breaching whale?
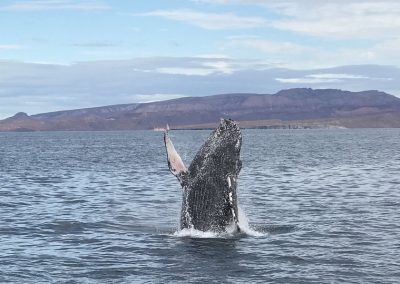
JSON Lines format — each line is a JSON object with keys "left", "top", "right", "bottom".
{"left": 164, "top": 119, "right": 242, "bottom": 232}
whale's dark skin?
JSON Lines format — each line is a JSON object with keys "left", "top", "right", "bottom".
{"left": 164, "top": 119, "right": 242, "bottom": 232}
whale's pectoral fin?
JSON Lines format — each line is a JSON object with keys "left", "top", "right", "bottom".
{"left": 164, "top": 127, "right": 188, "bottom": 185}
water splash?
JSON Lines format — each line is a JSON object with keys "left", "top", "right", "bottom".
{"left": 173, "top": 205, "right": 266, "bottom": 238}
{"left": 173, "top": 227, "right": 221, "bottom": 238}
{"left": 237, "top": 205, "right": 265, "bottom": 237}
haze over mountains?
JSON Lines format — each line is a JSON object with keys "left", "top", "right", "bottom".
{"left": 1, "top": 88, "right": 400, "bottom": 131}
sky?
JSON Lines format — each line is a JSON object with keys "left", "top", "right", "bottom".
{"left": 1, "top": 0, "right": 400, "bottom": 118}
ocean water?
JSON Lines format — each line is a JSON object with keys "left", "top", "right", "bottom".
{"left": 0, "top": 129, "right": 399, "bottom": 283}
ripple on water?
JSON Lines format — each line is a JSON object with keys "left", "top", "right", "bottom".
{"left": 0, "top": 129, "right": 399, "bottom": 283}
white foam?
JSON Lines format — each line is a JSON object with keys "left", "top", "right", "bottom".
{"left": 172, "top": 206, "right": 265, "bottom": 238}
{"left": 173, "top": 227, "right": 220, "bottom": 238}
{"left": 173, "top": 224, "right": 243, "bottom": 238}
{"left": 237, "top": 205, "right": 266, "bottom": 237}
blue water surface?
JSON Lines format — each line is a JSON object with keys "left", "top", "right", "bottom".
{"left": 0, "top": 129, "right": 399, "bottom": 283}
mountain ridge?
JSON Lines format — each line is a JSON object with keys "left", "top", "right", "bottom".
{"left": 1, "top": 88, "right": 400, "bottom": 131}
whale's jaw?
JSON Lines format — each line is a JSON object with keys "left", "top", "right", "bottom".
{"left": 164, "top": 119, "right": 242, "bottom": 232}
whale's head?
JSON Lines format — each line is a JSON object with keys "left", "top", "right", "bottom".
{"left": 188, "top": 119, "right": 242, "bottom": 184}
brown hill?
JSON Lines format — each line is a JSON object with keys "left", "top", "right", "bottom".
{"left": 1, "top": 88, "right": 400, "bottom": 131}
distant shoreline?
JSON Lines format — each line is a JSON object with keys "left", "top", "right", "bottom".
{"left": 1, "top": 88, "right": 400, "bottom": 131}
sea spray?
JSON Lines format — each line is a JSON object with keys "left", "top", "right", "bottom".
{"left": 173, "top": 205, "right": 265, "bottom": 238}
{"left": 173, "top": 227, "right": 220, "bottom": 238}
{"left": 237, "top": 205, "right": 265, "bottom": 237}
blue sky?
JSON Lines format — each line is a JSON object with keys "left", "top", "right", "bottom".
{"left": 1, "top": 0, "right": 400, "bottom": 118}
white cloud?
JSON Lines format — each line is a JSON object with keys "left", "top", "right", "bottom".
{"left": 194, "top": 0, "right": 400, "bottom": 39}
{"left": 1, "top": 0, "right": 110, "bottom": 11}
{"left": 194, "top": 54, "right": 231, "bottom": 59}
{"left": 139, "top": 9, "right": 266, "bottom": 29}
{"left": 228, "top": 37, "right": 308, "bottom": 54}
{"left": 276, "top": 72, "right": 393, "bottom": 84}
{"left": 307, "top": 73, "right": 369, "bottom": 79}
{"left": 275, "top": 78, "right": 341, "bottom": 84}
{"left": 156, "top": 67, "right": 216, "bottom": 76}
{"left": 153, "top": 57, "right": 236, "bottom": 75}
{"left": 272, "top": 2, "right": 400, "bottom": 39}
{"left": 0, "top": 44, "right": 23, "bottom": 50}
{"left": 201, "top": 60, "right": 234, "bottom": 74}
{"left": 192, "top": 1, "right": 400, "bottom": 67}
{"left": 308, "top": 42, "right": 400, "bottom": 68}
{"left": 281, "top": 1, "right": 400, "bottom": 40}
